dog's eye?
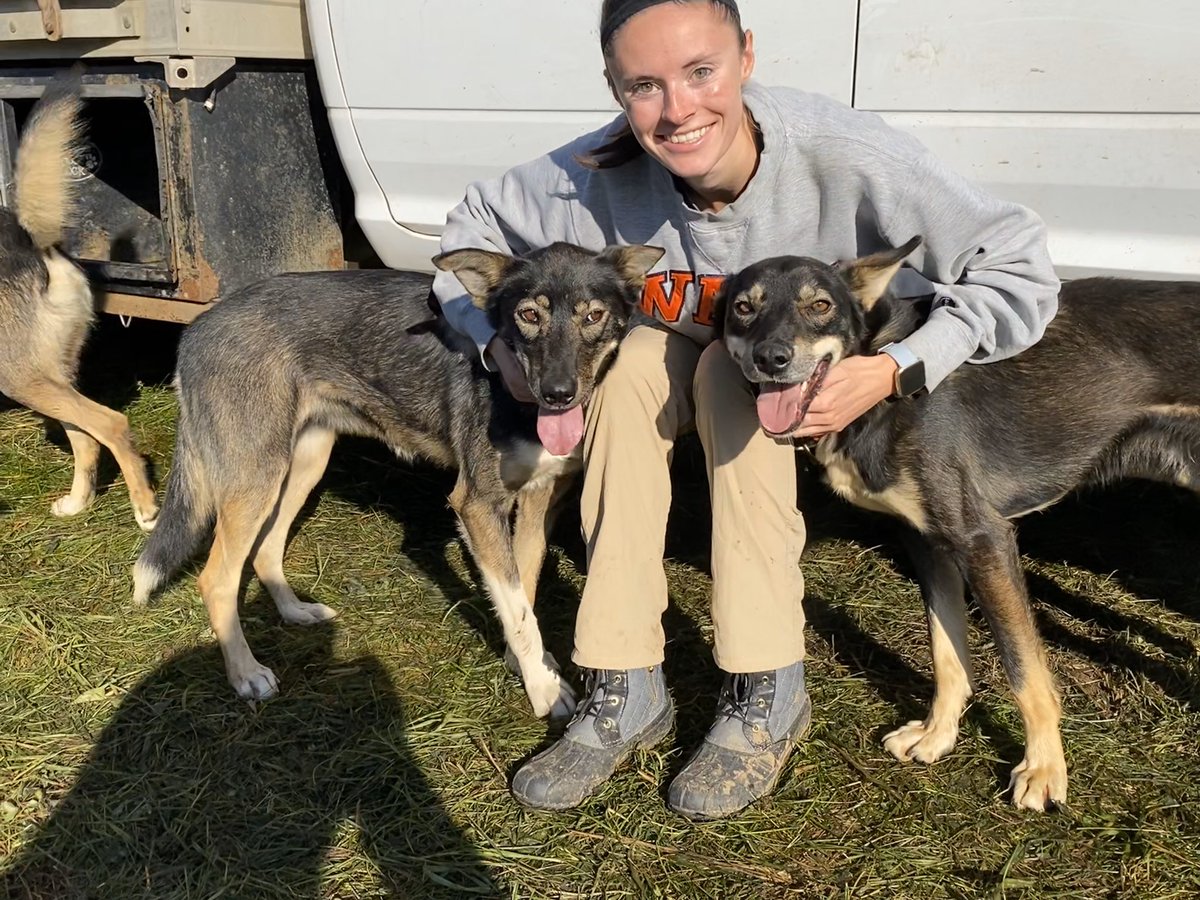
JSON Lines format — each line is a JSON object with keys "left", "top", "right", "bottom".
{"left": 517, "top": 308, "right": 540, "bottom": 325}
{"left": 811, "top": 299, "right": 831, "bottom": 314}
{"left": 733, "top": 300, "right": 754, "bottom": 316}
{"left": 583, "top": 309, "right": 605, "bottom": 325}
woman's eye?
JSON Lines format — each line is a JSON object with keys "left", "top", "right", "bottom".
{"left": 692, "top": 66, "right": 714, "bottom": 81}
{"left": 584, "top": 309, "right": 605, "bottom": 325}
{"left": 733, "top": 300, "right": 754, "bottom": 316}
{"left": 518, "top": 309, "right": 540, "bottom": 324}
{"left": 629, "top": 81, "right": 657, "bottom": 96}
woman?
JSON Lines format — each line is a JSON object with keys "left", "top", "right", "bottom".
{"left": 432, "top": 0, "right": 1060, "bottom": 820}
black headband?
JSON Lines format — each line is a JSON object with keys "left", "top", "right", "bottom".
{"left": 600, "top": 0, "right": 740, "bottom": 50}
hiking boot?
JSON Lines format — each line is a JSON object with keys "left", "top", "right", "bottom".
{"left": 511, "top": 664, "right": 674, "bottom": 810}
{"left": 667, "top": 660, "right": 810, "bottom": 821}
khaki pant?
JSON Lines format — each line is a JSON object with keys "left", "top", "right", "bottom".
{"left": 573, "top": 325, "right": 807, "bottom": 673}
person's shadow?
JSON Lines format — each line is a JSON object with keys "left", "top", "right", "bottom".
{"left": 0, "top": 626, "right": 500, "bottom": 899}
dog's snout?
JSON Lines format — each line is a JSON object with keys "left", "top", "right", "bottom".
{"left": 540, "top": 382, "right": 577, "bottom": 407}
{"left": 753, "top": 341, "right": 794, "bottom": 376}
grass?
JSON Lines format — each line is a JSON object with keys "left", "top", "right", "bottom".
{"left": 0, "top": 316, "right": 1198, "bottom": 899}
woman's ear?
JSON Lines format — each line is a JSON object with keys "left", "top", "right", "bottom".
{"left": 741, "top": 29, "right": 756, "bottom": 81}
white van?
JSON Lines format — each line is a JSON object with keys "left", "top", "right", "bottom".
{"left": 307, "top": 0, "right": 1200, "bottom": 281}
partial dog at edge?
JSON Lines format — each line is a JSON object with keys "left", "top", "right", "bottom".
{"left": 716, "top": 238, "right": 1200, "bottom": 811}
{"left": 131, "top": 241, "right": 663, "bottom": 716}
{"left": 0, "top": 83, "right": 158, "bottom": 530}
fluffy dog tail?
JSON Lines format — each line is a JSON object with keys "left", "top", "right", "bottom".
{"left": 14, "top": 78, "right": 85, "bottom": 250}
{"left": 131, "top": 427, "right": 214, "bottom": 606}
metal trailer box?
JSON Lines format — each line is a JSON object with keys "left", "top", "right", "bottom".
{"left": 0, "top": 1, "right": 348, "bottom": 322}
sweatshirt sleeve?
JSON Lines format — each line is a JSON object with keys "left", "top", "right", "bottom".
{"left": 433, "top": 148, "right": 582, "bottom": 365}
{"left": 883, "top": 150, "right": 1061, "bottom": 391}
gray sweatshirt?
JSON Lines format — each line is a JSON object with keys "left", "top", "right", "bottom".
{"left": 433, "top": 81, "right": 1060, "bottom": 390}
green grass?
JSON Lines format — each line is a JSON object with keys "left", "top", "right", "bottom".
{"left": 1, "top": 317, "right": 1198, "bottom": 898}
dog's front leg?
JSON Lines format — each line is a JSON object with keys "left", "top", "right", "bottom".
{"left": 512, "top": 474, "right": 576, "bottom": 605}
{"left": 884, "top": 530, "right": 975, "bottom": 765}
{"left": 955, "top": 517, "right": 1067, "bottom": 811}
{"left": 451, "top": 477, "right": 575, "bottom": 719}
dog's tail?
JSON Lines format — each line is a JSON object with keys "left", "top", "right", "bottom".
{"left": 14, "top": 78, "right": 85, "bottom": 250}
{"left": 131, "top": 426, "right": 215, "bottom": 607}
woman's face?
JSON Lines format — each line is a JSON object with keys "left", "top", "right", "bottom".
{"left": 605, "top": 2, "right": 756, "bottom": 199}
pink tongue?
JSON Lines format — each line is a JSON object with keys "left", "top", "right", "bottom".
{"left": 756, "top": 382, "right": 807, "bottom": 435}
{"left": 537, "top": 405, "right": 585, "bottom": 456}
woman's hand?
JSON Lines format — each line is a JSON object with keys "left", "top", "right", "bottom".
{"left": 486, "top": 336, "right": 537, "bottom": 403}
{"left": 790, "top": 353, "right": 898, "bottom": 439}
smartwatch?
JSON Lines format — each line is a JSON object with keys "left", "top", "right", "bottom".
{"left": 877, "top": 342, "right": 927, "bottom": 398}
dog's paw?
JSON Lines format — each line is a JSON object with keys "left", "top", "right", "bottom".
{"left": 230, "top": 663, "right": 279, "bottom": 701}
{"left": 526, "top": 667, "right": 577, "bottom": 720}
{"left": 505, "top": 647, "right": 575, "bottom": 718}
{"left": 1008, "top": 756, "right": 1068, "bottom": 811}
{"left": 883, "top": 718, "right": 959, "bottom": 764}
{"left": 134, "top": 505, "right": 159, "bottom": 533}
{"left": 278, "top": 600, "right": 338, "bottom": 626}
{"left": 51, "top": 494, "right": 92, "bottom": 518}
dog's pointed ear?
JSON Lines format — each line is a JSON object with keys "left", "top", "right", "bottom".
{"left": 599, "top": 244, "right": 665, "bottom": 293}
{"left": 836, "top": 236, "right": 923, "bottom": 310}
{"left": 432, "top": 249, "right": 517, "bottom": 309}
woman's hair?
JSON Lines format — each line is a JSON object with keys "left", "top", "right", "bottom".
{"left": 577, "top": 0, "right": 746, "bottom": 171}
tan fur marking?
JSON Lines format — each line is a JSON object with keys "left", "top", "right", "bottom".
{"left": 1146, "top": 403, "right": 1200, "bottom": 417}
{"left": 884, "top": 606, "right": 973, "bottom": 763}
{"left": 802, "top": 335, "right": 846, "bottom": 368}
{"left": 1010, "top": 676, "right": 1068, "bottom": 809}
{"left": 816, "top": 441, "right": 928, "bottom": 530}
{"left": 970, "top": 557, "right": 1066, "bottom": 809}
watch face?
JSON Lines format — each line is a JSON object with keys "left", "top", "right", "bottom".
{"left": 898, "top": 360, "right": 927, "bottom": 397}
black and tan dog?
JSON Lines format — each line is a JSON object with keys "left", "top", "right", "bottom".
{"left": 0, "top": 83, "right": 158, "bottom": 530}
{"left": 716, "top": 238, "right": 1200, "bottom": 811}
{"left": 132, "top": 242, "right": 662, "bottom": 715}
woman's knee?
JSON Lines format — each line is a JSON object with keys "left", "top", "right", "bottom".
{"left": 589, "top": 327, "right": 697, "bottom": 427}
{"left": 693, "top": 340, "right": 753, "bottom": 418}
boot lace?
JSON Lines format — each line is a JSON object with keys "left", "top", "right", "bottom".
{"left": 715, "top": 673, "right": 757, "bottom": 729}
{"left": 569, "top": 668, "right": 613, "bottom": 728}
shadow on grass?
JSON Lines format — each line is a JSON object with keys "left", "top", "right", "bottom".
{"left": 311, "top": 432, "right": 727, "bottom": 719}
{"left": 0, "top": 627, "right": 500, "bottom": 900}
{"left": 315, "top": 437, "right": 590, "bottom": 673}
{"left": 1018, "top": 481, "right": 1200, "bottom": 623}
{"left": 1028, "top": 572, "right": 1200, "bottom": 710}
